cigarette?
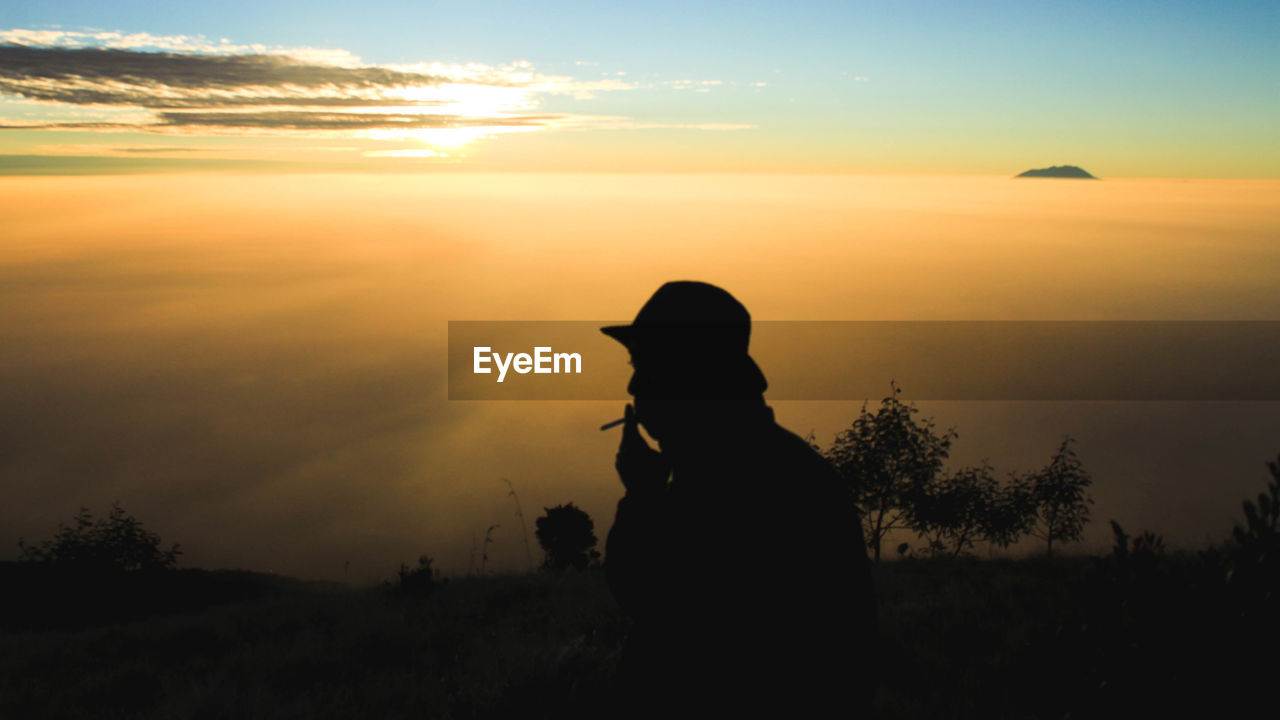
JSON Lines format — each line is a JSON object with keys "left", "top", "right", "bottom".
{"left": 600, "top": 417, "right": 626, "bottom": 431}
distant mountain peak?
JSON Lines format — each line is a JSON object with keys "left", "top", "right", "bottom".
{"left": 1016, "top": 165, "right": 1097, "bottom": 179}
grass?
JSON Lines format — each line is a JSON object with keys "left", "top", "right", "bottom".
{"left": 0, "top": 554, "right": 1266, "bottom": 719}
{"left": 0, "top": 571, "right": 622, "bottom": 720}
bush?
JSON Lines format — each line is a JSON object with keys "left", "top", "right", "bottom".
{"left": 18, "top": 503, "right": 181, "bottom": 572}
{"left": 395, "top": 555, "right": 439, "bottom": 596}
{"left": 535, "top": 504, "right": 600, "bottom": 571}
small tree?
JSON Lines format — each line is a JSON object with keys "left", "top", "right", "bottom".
{"left": 1019, "top": 437, "right": 1094, "bottom": 557}
{"left": 825, "top": 382, "right": 956, "bottom": 561}
{"left": 18, "top": 503, "right": 181, "bottom": 572}
{"left": 909, "top": 463, "right": 998, "bottom": 558}
{"left": 982, "top": 476, "right": 1037, "bottom": 551}
{"left": 1226, "top": 453, "right": 1280, "bottom": 610}
{"left": 535, "top": 503, "right": 599, "bottom": 571}
{"left": 1232, "top": 453, "right": 1280, "bottom": 551}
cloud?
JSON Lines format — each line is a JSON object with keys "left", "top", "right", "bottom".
{"left": 0, "top": 28, "right": 748, "bottom": 151}
{"left": 0, "top": 45, "right": 453, "bottom": 107}
{"left": 548, "top": 114, "right": 754, "bottom": 132}
{"left": 32, "top": 144, "right": 210, "bottom": 154}
{"left": 664, "top": 79, "right": 724, "bottom": 93}
{"left": 0, "top": 28, "right": 362, "bottom": 63}
{"left": 115, "top": 146, "right": 205, "bottom": 153}
{"left": 154, "top": 111, "right": 553, "bottom": 131}
{"left": 363, "top": 148, "right": 446, "bottom": 158}
{"left": 0, "top": 40, "right": 594, "bottom": 140}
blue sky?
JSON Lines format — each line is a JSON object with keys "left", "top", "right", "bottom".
{"left": 1, "top": 0, "right": 1276, "bottom": 175}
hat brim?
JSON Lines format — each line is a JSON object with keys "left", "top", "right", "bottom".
{"left": 601, "top": 324, "right": 636, "bottom": 348}
{"left": 603, "top": 325, "right": 768, "bottom": 394}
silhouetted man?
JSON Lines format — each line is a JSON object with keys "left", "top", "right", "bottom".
{"left": 603, "top": 281, "right": 877, "bottom": 718}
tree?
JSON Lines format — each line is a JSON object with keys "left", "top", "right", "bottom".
{"left": 18, "top": 503, "right": 181, "bottom": 572}
{"left": 1232, "top": 453, "right": 1280, "bottom": 551}
{"left": 534, "top": 503, "right": 600, "bottom": 571}
{"left": 1019, "top": 437, "right": 1094, "bottom": 557}
{"left": 982, "top": 475, "right": 1037, "bottom": 550}
{"left": 1226, "top": 453, "right": 1280, "bottom": 610}
{"left": 824, "top": 382, "right": 956, "bottom": 561}
{"left": 909, "top": 462, "right": 999, "bottom": 558}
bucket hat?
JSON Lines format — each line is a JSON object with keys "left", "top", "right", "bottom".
{"left": 602, "top": 281, "right": 767, "bottom": 393}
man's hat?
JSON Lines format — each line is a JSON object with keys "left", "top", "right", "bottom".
{"left": 602, "top": 281, "right": 767, "bottom": 392}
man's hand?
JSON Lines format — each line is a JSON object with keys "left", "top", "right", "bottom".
{"left": 615, "top": 404, "right": 669, "bottom": 495}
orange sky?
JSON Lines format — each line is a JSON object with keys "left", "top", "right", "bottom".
{"left": 3, "top": 173, "right": 1279, "bottom": 579}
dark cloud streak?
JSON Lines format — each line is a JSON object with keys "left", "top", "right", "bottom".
{"left": 0, "top": 44, "right": 550, "bottom": 136}
{"left": 115, "top": 147, "right": 206, "bottom": 153}
{"left": 0, "top": 82, "right": 450, "bottom": 108}
{"left": 154, "top": 111, "right": 555, "bottom": 131}
{"left": 0, "top": 45, "right": 449, "bottom": 94}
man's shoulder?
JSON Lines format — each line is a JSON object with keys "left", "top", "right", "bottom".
{"left": 760, "top": 421, "right": 822, "bottom": 458}
{"left": 759, "top": 422, "right": 842, "bottom": 482}
{"left": 752, "top": 423, "right": 865, "bottom": 547}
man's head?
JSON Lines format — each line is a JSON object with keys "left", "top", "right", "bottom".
{"left": 602, "top": 281, "right": 767, "bottom": 440}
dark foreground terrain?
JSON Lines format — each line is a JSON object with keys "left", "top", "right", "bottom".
{"left": 2, "top": 549, "right": 1272, "bottom": 720}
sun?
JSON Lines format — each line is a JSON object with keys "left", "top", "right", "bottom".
{"left": 356, "top": 81, "right": 543, "bottom": 152}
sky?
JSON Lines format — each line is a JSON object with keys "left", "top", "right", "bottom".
{"left": 3, "top": 172, "right": 1278, "bottom": 580}
{"left": 1, "top": 2, "right": 1279, "bottom": 581}
{"left": 1, "top": 0, "right": 1277, "bottom": 176}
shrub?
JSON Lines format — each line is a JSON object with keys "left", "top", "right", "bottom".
{"left": 535, "top": 504, "right": 600, "bottom": 571}
{"left": 18, "top": 503, "right": 181, "bottom": 572}
{"left": 395, "top": 555, "right": 439, "bottom": 595}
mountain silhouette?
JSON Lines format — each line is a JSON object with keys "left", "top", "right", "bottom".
{"left": 1016, "top": 165, "right": 1096, "bottom": 179}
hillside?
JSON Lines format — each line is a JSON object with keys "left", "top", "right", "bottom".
{"left": 1016, "top": 165, "right": 1097, "bottom": 178}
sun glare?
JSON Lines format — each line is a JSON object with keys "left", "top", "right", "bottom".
{"left": 349, "top": 81, "right": 544, "bottom": 151}
{"left": 397, "top": 83, "right": 535, "bottom": 115}
{"left": 359, "top": 123, "right": 538, "bottom": 150}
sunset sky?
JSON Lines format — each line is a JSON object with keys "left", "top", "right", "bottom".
{"left": 2, "top": 1, "right": 1277, "bottom": 176}
{"left": 2, "top": 2, "right": 1279, "bottom": 581}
